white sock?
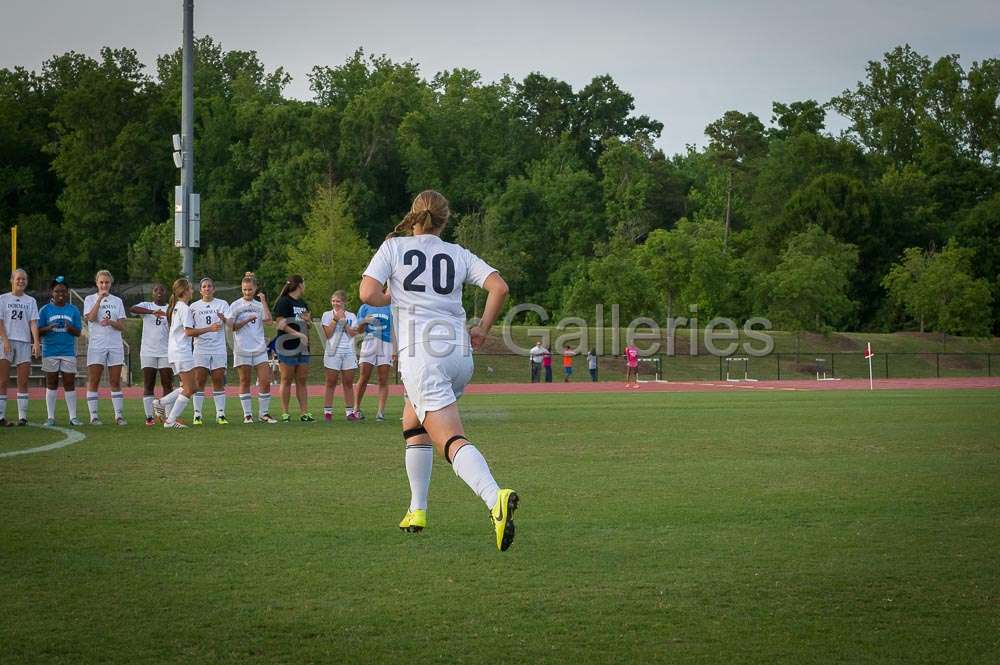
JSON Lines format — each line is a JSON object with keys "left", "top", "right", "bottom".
{"left": 17, "top": 393, "right": 28, "bottom": 420}
{"left": 193, "top": 391, "right": 204, "bottom": 415}
{"left": 213, "top": 392, "right": 226, "bottom": 416}
{"left": 142, "top": 395, "right": 154, "bottom": 418}
{"left": 46, "top": 389, "right": 58, "bottom": 420}
{"left": 451, "top": 444, "right": 500, "bottom": 509}
{"left": 87, "top": 391, "right": 100, "bottom": 420}
{"left": 161, "top": 388, "right": 181, "bottom": 410}
{"left": 166, "top": 394, "right": 190, "bottom": 424}
{"left": 345, "top": 407, "right": 354, "bottom": 417}
{"left": 405, "top": 444, "right": 434, "bottom": 511}
{"left": 259, "top": 392, "right": 271, "bottom": 417}
{"left": 239, "top": 393, "right": 252, "bottom": 417}
{"left": 65, "top": 391, "right": 78, "bottom": 420}
{"left": 111, "top": 392, "right": 124, "bottom": 418}
{"left": 0, "top": 395, "right": 6, "bottom": 420}
{"left": 324, "top": 406, "right": 333, "bottom": 415}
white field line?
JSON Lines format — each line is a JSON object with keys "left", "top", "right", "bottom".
{"left": 0, "top": 424, "right": 87, "bottom": 458}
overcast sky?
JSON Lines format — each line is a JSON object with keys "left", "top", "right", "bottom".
{"left": 2, "top": 0, "right": 998, "bottom": 155}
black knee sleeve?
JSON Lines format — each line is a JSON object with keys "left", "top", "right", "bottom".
{"left": 444, "top": 435, "right": 468, "bottom": 464}
{"left": 403, "top": 426, "right": 428, "bottom": 441}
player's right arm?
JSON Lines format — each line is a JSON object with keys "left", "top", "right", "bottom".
{"left": 360, "top": 241, "right": 393, "bottom": 306}
{"left": 85, "top": 293, "right": 105, "bottom": 322}
{"left": 184, "top": 306, "right": 220, "bottom": 337}
{"left": 0, "top": 318, "right": 8, "bottom": 355}
{"left": 469, "top": 272, "right": 508, "bottom": 351}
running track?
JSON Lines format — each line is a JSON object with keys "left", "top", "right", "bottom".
{"left": 20, "top": 376, "right": 1000, "bottom": 399}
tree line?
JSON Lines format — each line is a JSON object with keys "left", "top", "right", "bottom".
{"left": 1, "top": 40, "right": 997, "bottom": 334}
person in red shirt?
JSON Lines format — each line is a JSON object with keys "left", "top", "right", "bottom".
{"left": 624, "top": 344, "right": 639, "bottom": 388}
{"left": 542, "top": 349, "right": 553, "bottom": 383}
{"left": 562, "top": 345, "right": 575, "bottom": 382}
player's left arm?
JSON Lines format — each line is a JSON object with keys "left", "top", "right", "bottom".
{"left": 107, "top": 302, "right": 127, "bottom": 332}
{"left": 30, "top": 317, "right": 41, "bottom": 357}
{"left": 469, "top": 272, "right": 508, "bottom": 351}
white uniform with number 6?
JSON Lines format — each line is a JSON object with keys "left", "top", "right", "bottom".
{"left": 363, "top": 234, "right": 496, "bottom": 421}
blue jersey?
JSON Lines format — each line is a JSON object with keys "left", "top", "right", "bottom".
{"left": 356, "top": 304, "right": 392, "bottom": 343}
{"left": 38, "top": 302, "right": 81, "bottom": 358}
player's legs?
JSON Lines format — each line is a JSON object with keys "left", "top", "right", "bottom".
{"left": 355, "top": 362, "right": 373, "bottom": 413}
{"left": 15, "top": 360, "right": 30, "bottom": 422}
{"left": 398, "top": 397, "right": 433, "bottom": 532}
{"left": 192, "top": 366, "right": 209, "bottom": 422}
{"left": 108, "top": 364, "right": 125, "bottom": 423}
{"left": 210, "top": 367, "right": 227, "bottom": 421}
{"left": 278, "top": 362, "right": 294, "bottom": 416}
{"left": 141, "top": 367, "right": 157, "bottom": 422}
{"left": 254, "top": 361, "right": 273, "bottom": 420}
{"left": 340, "top": 368, "right": 356, "bottom": 414}
{"left": 165, "top": 368, "right": 195, "bottom": 426}
{"left": 294, "top": 363, "right": 310, "bottom": 417}
{"left": 0, "top": 358, "right": 10, "bottom": 425}
{"left": 376, "top": 364, "right": 390, "bottom": 417}
{"left": 86, "top": 363, "right": 104, "bottom": 424}
{"left": 44, "top": 371, "right": 60, "bottom": 422}
{"left": 158, "top": 366, "right": 174, "bottom": 394}
{"left": 323, "top": 368, "right": 339, "bottom": 420}
{"left": 61, "top": 370, "right": 78, "bottom": 423}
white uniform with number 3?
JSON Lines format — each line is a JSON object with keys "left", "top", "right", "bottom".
{"left": 228, "top": 299, "right": 268, "bottom": 367}
{"left": 363, "top": 234, "right": 496, "bottom": 421}
{"left": 83, "top": 293, "right": 126, "bottom": 367}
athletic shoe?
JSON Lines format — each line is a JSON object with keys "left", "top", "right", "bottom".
{"left": 90, "top": 417, "right": 102, "bottom": 426}
{"left": 17, "top": 418, "right": 28, "bottom": 426}
{"left": 145, "top": 417, "right": 155, "bottom": 427}
{"left": 45, "top": 418, "right": 57, "bottom": 427}
{"left": 152, "top": 399, "right": 165, "bottom": 421}
{"left": 323, "top": 411, "right": 332, "bottom": 422}
{"left": 115, "top": 416, "right": 127, "bottom": 426}
{"left": 216, "top": 414, "right": 229, "bottom": 425}
{"left": 69, "top": 418, "right": 83, "bottom": 426}
{"left": 398, "top": 509, "right": 427, "bottom": 533}
{"left": 163, "top": 421, "right": 188, "bottom": 429}
{"left": 346, "top": 413, "right": 360, "bottom": 422}
{"left": 355, "top": 410, "right": 366, "bottom": 421}
{"left": 490, "top": 489, "right": 519, "bottom": 552}
{"left": 0, "top": 418, "right": 13, "bottom": 428}
{"left": 259, "top": 414, "right": 278, "bottom": 424}
{"left": 192, "top": 414, "right": 203, "bottom": 426}
{"left": 243, "top": 415, "right": 254, "bottom": 424}
{"left": 376, "top": 412, "right": 385, "bottom": 422}
{"left": 300, "top": 412, "right": 315, "bottom": 422}
{"left": 281, "top": 413, "right": 291, "bottom": 423}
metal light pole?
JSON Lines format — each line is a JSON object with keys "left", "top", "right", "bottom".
{"left": 174, "top": 0, "right": 198, "bottom": 279}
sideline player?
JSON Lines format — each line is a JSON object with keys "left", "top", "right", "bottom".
{"left": 321, "top": 289, "right": 359, "bottom": 421}
{"left": 227, "top": 272, "right": 277, "bottom": 424}
{"left": 0, "top": 269, "right": 40, "bottom": 426}
{"left": 130, "top": 284, "right": 173, "bottom": 426}
{"left": 186, "top": 277, "right": 229, "bottom": 425}
{"left": 354, "top": 301, "right": 394, "bottom": 421}
{"left": 273, "top": 275, "right": 314, "bottom": 422}
{"left": 360, "top": 189, "right": 518, "bottom": 551}
{"left": 83, "top": 270, "right": 127, "bottom": 425}
{"left": 38, "top": 276, "right": 82, "bottom": 425}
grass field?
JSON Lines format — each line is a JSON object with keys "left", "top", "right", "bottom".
{"left": 2, "top": 389, "right": 999, "bottom": 663}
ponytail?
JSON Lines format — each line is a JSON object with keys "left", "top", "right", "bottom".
{"left": 167, "top": 278, "right": 191, "bottom": 325}
{"left": 278, "top": 274, "right": 304, "bottom": 300}
{"left": 386, "top": 190, "right": 450, "bottom": 240}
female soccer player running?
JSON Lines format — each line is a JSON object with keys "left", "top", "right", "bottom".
{"left": 83, "top": 270, "right": 127, "bottom": 425}
{"left": 38, "top": 276, "right": 82, "bottom": 426}
{"left": 321, "top": 289, "right": 359, "bottom": 421}
{"left": 355, "top": 302, "right": 394, "bottom": 421}
{"left": 227, "top": 272, "right": 277, "bottom": 424}
{"left": 130, "top": 283, "right": 173, "bottom": 426}
{"left": 0, "top": 269, "right": 40, "bottom": 427}
{"left": 360, "top": 190, "right": 518, "bottom": 552}
{"left": 160, "top": 278, "right": 196, "bottom": 428}
{"left": 187, "top": 277, "right": 229, "bottom": 425}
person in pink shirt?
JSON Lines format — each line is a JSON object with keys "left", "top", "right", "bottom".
{"left": 624, "top": 344, "right": 639, "bottom": 388}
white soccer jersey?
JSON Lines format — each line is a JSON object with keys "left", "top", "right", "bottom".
{"left": 0, "top": 292, "right": 39, "bottom": 343}
{"left": 321, "top": 310, "right": 357, "bottom": 355}
{"left": 185, "top": 298, "right": 229, "bottom": 355}
{"left": 363, "top": 234, "right": 496, "bottom": 352}
{"left": 168, "top": 301, "right": 194, "bottom": 361}
{"left": 227, "top": 298, "right": 267, "bottom": 355}
{"left": 135, "top": 301, "right": 169, "bottom": 357}
{"left": 83, "top": 293, "right": 126, "bottom": 351}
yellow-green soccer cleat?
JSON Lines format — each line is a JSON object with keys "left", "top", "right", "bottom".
{"left": 398, "top": 509, "right": 426, "bottom": 533}
{"left": 490, "top": 489, "right": 519, "bottom": 551}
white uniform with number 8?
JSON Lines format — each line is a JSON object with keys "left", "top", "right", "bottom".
{"left": 362, "top": 234, "right": 496, "bottom": 421}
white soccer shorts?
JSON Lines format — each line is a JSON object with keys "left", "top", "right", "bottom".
{"left": 87, "top": 347, "right": 125, "bottom": 367}
{"left": 233, "top": 351, "right": 269, "bottom": 368}
{"left": 359, "top": 337, "right": 393, "bottom": 367}
{"left": 398, "top": 343, "right": 473, "bottom": 423}
{"left": 171, "top": 357, "right": 196, "bottom": 374}
{"left": 323, "top": 353, "right": 359, "bottom": 371}
{"left": 194, "top": 352, "right": 228, "bottom": 371}
{"left": 2, "top": 340, "right": 33, "bottom": 365}
{"left": 41, "top": 355, "right": 77, "bottom": 373}
{"left": 141, "top": 355, "right": 171, "bottom": 370}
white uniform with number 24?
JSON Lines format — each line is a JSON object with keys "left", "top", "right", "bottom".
{"left": 363, "top": 234, "right": 496, "bottom": 421}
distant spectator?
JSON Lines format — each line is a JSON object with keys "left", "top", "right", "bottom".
{"left": 587, "top": 349, "right": 598, "bottom": 382}
{"left": 543, "top": 349, "right": 553, "bottom": 383}
{"left": 624, "top": 343, "right": 639, "bottom": 388}
{"left": 562, "top": 345, "right": 574, "bottom": 382}
{"left": 529, "top": 341, "right": 546, "bottom": 383}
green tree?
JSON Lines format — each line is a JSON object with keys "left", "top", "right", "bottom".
{"left": 128, "top": 221, "right": 181, "bottom": 285}
{"left": 769, "top": 100, "right": 826, "bottom": 139}
{"left": 704, "top": 110, "right": 767, "bottom": 252}
{"left": 285, "top": 185, "right": 372, "bottom": 312}
{"left": 756, "top": 225, "right": 859, "bottom": 332}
